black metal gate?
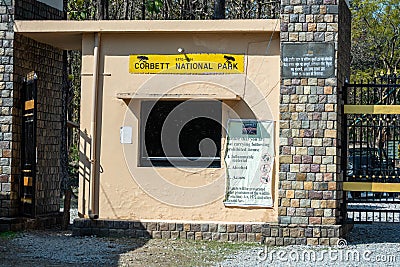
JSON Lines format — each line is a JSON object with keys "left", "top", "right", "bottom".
{"left": 344, "top": 74, "right": 400, "bottom": 223}
{"left": 20, "top": 71, "right": 37, "bottom": 217}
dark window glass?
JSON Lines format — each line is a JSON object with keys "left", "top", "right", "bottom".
{"left": 141, "top": 100, "right": 222, "bottom": 167}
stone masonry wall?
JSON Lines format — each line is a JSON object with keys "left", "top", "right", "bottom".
{"left": 337, "top": 0, "right": 351, "bottom": 221}
{"left": 0, "top": 0, "right": 65, "bottom": 221}
{"left": 13, "top": 0, "right": 65, "bottom": 216}
{"left": 0, "top": 0, "right": 17, "bottom": 217}
{"left": 73, "top": 219, "right": 344, "bottom": 245}
{"left": 14, "top": 34, "right": 64, "bottom": 215}
{"left": 15, "top": 0, "right": 64, "bottom": 20}
{"left": 337, "top": 0, "right": 351, "bottom": 87}
{"left": 278, "top": 0, "right": 351, "bottom": 245}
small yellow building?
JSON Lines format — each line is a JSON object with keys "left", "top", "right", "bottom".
{"left": 75, "top": 20, "right": 281, "bottom": 223}
{"left": 15, "top": 19, "right": 281, "bottom": 240}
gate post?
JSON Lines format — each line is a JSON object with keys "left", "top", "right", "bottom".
{"left": 278, "top": 0, "right": 351, "bottom": 245}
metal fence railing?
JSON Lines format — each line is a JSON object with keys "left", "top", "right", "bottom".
{"left": 343, "top": 74, "right": 400, "bottom": 223}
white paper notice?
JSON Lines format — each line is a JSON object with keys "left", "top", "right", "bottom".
{"left": 224, "top": 120, "right": 274, "bottom": 207}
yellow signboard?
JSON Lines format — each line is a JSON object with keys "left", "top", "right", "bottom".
{"left": 129, "top": 54, "right": 245, "bottom": 74}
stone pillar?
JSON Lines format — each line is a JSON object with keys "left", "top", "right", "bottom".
{"left": 1, "top": 0, "right": 65, "bottom": 231}
{"left": 0, "top": 0, "right": 17, "bottom": 219}
{"left": 278, "top": 0, "right": 351, "bottom": 245}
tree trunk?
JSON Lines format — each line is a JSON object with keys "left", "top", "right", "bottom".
{"left": 214, "top": 0, "right": 225, "bottom": 19}
{"left": 123, "top": 0, "right": 129, "bottom": 19}
{"left": 103, "top": 0, "right": 109, "bottom": 19}
{"left": 142, "top": 0, "right": 146, "bottom": 20}
{"left": 62, "top": 188, "right": 72, "bottom": 230}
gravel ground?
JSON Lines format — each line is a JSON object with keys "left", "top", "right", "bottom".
{"left": 1, "top": 201, "right": 400, "bottom": 267}
{"left": 1, "top": 231, "right": 126, "bottom": 266}
{"left": 0, "top": 230, "right": 257, "bottom": 267}
{"left": 1, "top": 223, "right": 399, "bottom": 266}
{"left": 217, "top": 223, "right": 400, "bottom": 267}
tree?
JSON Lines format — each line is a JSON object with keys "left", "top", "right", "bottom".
{"left": 67, "top": 0, "right": 280, "bottom": 21}
{"left": 214, "top": 0, "right": 225, "bottom": 19}
{"left": 351, "top": 0, "right": 400, "bottom": 80}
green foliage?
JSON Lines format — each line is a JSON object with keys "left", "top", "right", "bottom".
{"left": 68, "top": 144, "right": 79, "bottom": 187}
{"left": 67, "top": 0, "right": 86, "bottom": 20}
{"left": 69, "top": 144, "right": 79, "bottom": 165}
{"left": 67, "top": 0, "right": 96, "bottom": 20}
{"left": 351, "top": 0, "right": 400, "bottom": 81}
{"left": 66, "top": 0, "right": 279, "bottom": 21}
{"left": 146, "top": 0, "right": 163, "bottom": 14}
{"left": 350, "top": 69, "right": 376, "bottom": 83}
{"left": 0, "top": 231, "right": 17, "bottom": 239}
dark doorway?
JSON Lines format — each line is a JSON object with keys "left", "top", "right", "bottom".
{"left": 20, "top": 71, "right": 37, "bottom": 217}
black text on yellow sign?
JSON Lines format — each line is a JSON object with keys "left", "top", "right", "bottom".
{"left": 129, "top": 54, "right": 245, "bottom": 74}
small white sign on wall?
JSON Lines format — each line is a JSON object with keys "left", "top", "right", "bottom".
{"left": 120, "top": 126, "right": 132, "bottom": 144}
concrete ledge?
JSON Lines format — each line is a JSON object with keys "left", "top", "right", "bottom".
{"left": 15, "top": 19, "right": 280, "bottom": 34}
{"left": 72, "top": 218, "right": 350, "bottom": 246}
{"left": 14, "top": 19, "right": 280, "bottom": 50}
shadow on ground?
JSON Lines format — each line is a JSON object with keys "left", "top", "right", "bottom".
{"left": 1, "top": 229, "right": 259, "bottom": 267}
{"left": 347, "top": 223, "right": 400, "bottom": 245}
{"left": 0, "top": 230, "right": 149, "bottom": 267}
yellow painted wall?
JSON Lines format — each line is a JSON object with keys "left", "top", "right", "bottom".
{"left": 79, "top": 30, "right": 281, "bottom": 223}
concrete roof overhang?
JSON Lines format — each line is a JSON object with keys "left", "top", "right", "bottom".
{"left": 14, "top": 19, "right": 280, "bottom": 50}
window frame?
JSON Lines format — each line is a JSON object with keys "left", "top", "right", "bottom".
{"left": 139, "top": 99, "right": 222, "bottom": 168}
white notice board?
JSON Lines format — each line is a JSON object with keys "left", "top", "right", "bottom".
{"left": 224, "top": 120, "right": 274, "bottom": 207}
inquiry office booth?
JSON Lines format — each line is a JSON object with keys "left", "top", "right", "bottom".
{"left": 15, "top": 19, "right": 281, "bottom": 225}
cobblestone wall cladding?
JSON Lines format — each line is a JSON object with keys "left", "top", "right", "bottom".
{"left": 0, "top": 0, "right": 65, "bottom": 219}
{"left": 73, "top": 219, "right": 349, "bottom": 246}
{"left": 278, "top": 0, "right": 351, "bottom": 233}
{"left": 0, "top": 0, "right": 17, "bottom": 217}
{"left": 14, "top": 34, "right": 64, "bottom": 215}
{"left": 15, "top": 0, "right": 65, "bottom": 20}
